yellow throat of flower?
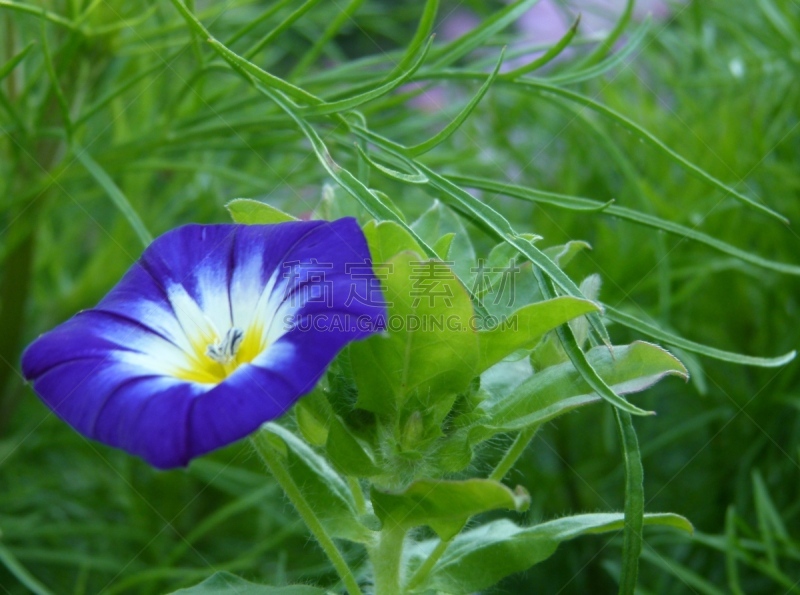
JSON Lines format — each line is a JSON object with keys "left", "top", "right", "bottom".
{"left": 174, "top": 326, "right": 265, "bottom": 384}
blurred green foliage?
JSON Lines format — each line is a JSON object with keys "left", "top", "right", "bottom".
{"left": 1, "top": 0, "right": 799, "bottom": 593}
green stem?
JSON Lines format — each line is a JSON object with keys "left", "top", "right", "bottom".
{"left": 489, "top": 425, "right": 539, "bottom": 482}
{"left": 250, "top": 433, "right": 363, "bottom": 595}
{"left": 371, "top": 525, "right": 405, "bottom": 595}
{"left": 406, "top": 426, "right": 540, "bottom": 592}
{"left": 347, "top": 476, "right": 367, "bottom": 515}
{"left": 404, "top": 537, "right": 449, "bottom": 592}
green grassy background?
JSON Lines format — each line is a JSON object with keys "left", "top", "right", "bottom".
{"left": 1, "top": 0, "right": 799, "bottom": 593}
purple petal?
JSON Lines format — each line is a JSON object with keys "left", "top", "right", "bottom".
{"left": 22, "top": 218, "right": 386, "bottom": 469}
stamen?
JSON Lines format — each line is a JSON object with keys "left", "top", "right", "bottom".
{"left": 206, "top": 327, "right": 244, "bottom": 364}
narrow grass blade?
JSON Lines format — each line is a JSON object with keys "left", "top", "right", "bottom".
{"left": 258, "top": 85, "right": 437, "bottom": 260}
{"left": 0, "top": 543, "right": 54, "bottom": 595}
{"left": 725, "top": 507, "right": 746, "bottom": 595}
{"left": 356, "top": 144, "right": 428, "bottom": 184}
{"left": 509, "top": 79, "right": 788, "bottom": 223}
{"left": 640, "top": 549, "right": 726, "bottom": 595}
{"left": 206, "top": 38, "right": 319, "bottom": 105}
{"left": 0, "top": 1, "right": 76, "bottom": 29}
{"left": 40, "top": 23, "right": 72, "bottom": 140}
{"left": 388, "top": 0, "right": 438, "bottom": 77}
{"left": 302, "top": 37, "right": 433, "bottom": 116}
{"left": 408, "top": 48, "right": 504, "bottom": 156}
{"left": 290, "top": 0, "right": 367, "bottom": 79}
{"left": 75, "top": 147, "right": 152, "bottom": 247}
{"left": 536, "top": 270, "right": 651, "bottom": 417}
{"left": 615, "top": 409, "right": 645, "bottom": 594}
{"left": 579, "top": 0, "right": 634, "bottom": 68}
{"left": 224, "top": 0, "right": 294, "bottom": 46}
{"left": 452, "top": 175, "right": 800, "bottom": 275}
{"left": 545, "top": 18, "right": 651, "bottom": 85}
{"left": 168, "top": 0, "right": 319, "bottom": 105}
{"left": 605, "top": 305, "right": 796, "bottom": 367}
{"left": 432, "top": 0, "right": 540, "bottom": 67}
{"left": 244, "top": 0, "right": 325, "bottom": 59}
{"left": 0, "top": 41, "right": 35, "bottom": 84}
{"left": 502, "top": 15, "right": 580, "bottom": 79}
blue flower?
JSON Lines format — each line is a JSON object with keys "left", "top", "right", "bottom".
{"left": 22, "top": 218, "right": 386, "bottom": 469}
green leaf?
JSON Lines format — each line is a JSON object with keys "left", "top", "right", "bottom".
{"left": 409, "top": 513, "right": 692, "bottom": 594}
{"left": 302, "top": 36, "right": 432, "bottom": 116}
{"left": 0, "top": 42, "right": 35, "bottom": 84}
{"left": 605, "top": 306, "right": 797, "bottom": 367}
{"left": 226, "top": 198, "right": 297, "bottom": 224}
{"left": 294, "top": 388, "right": 333, "bottom": 447}
{"left": 371, "top": 478, "right": 530, "bottom": 540}
{"left": 0, "top": 543, "right": 54, "bottom": 595}
{"left": 350, "top": 251, "right": 479, "bottom": 415}
{"left": 362, "top": 220, "right": 424, "bottom": 263}
{"left": 74, "top": 147, "right": 152, "bottom": 247}
{"left": 431, "top": 0, "right": 539, "bottom": 67}
{"left": 543, "top": 240, "right": 591, "bottom": 268}
{"left": 477, "top": 296, "right": 600, "bottom": 373}
{"left": 432, "top": 233, "right": 455, "bottom": 260}
{"left": 452, "top": 175, "right": 800, "bottom": 276}
{"left": 389, "top": 0, "right": 438, "bottom": 76}
{"left": 752, "top": 469, "right": 789, "bottom": 569}
{"left": 169, "top": 571, "right": 328, "bottom": 594}
{"left": 501, "top": 15, "right": 580, "bottom": 78}
{"left": 407, "top": 47, "right": 504, "bottom": 156}
{"left": 536, "top": 270, "right": 651, "bottom": 417}
{"left": 411, "top": 200, "right": 476, "bottom": 281}
{"left": 356, "top": 145, "right": 429, "bottom": 185}
{"left": 506, "top": 80, "right": 788, "bottom": 223}
{"left": 483, "top": 342, "right": 688, "bottom": 433}
{"left": 615, "top": 410, "right": 644, "bottom": 595}
{"left": 257, "top": 424, "right": 370, "bottom": 542}
{"left": 326, "top": 415, "right": 380, "bottom": 477}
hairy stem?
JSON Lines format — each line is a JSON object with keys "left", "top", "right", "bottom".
{"left": 370, "top": 525, "right": 405, "bottom": 595}
{"left": 489, "top": 425, "right": 539, "bottom": 482}
{"left": 250, "top": 432, "right": 363, "bottom": 595}
{"left": 404, "top": 536, "right": 449, "bottom": 592}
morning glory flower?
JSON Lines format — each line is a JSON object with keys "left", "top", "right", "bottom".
{"left": 22, "top": 218, "right": 386, "bottom": 469}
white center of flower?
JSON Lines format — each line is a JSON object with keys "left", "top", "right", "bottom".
{"left": 206, "top": 327, "right": 244, "bottom": 364}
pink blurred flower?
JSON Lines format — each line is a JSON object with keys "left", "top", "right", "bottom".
{"left": 519, "top": 0, "right": 686, "bottom": 40}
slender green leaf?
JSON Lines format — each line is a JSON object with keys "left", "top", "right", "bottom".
{"left": 389, "top": 0, "right": 438, "bottom": 76}
{"left": 536, "top": 269, "right": 651, "bottom": 416}
{"left": 451, "top": 175, "right": 800, "bottom": 276}
{"left": 502, "top": 15, "right": 580, "bottom": 78}
{"left": 74, "top": 147, "right": 152, "bottom": 247}
{"left": 303, "top": 37, "right": 432, "bottom": 116}
{"left": 0, "top": 543, "right": 55, "bottom": 595}
{"left": 0, "top": 1, "right": 76, "bottom": 29}
{"left": 408, "top": 48, "right": 504, "bottom": 156}
{"left": 244, "top": 0, "right": 325, "bottom": 59}
{"left": 0, "top": 42, "right": 34, "bottom": 84}
{"left": 615, "top": 410, "right": 644, "bottom": 595}
{"left": 605, "top": 305, "right": 797, "bottom": 367}
{"left": 579, "top": 0, "right": 634, "bottom": 67}
{"left": 432, "top": 0, "right": 540, "bottom": 67}
{"left": 506, "top": 79, "right": 788, "bottom": 223}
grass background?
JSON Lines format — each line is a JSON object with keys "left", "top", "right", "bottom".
{"left": 1, "top": 0, "right": 799, "bottom": 593}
